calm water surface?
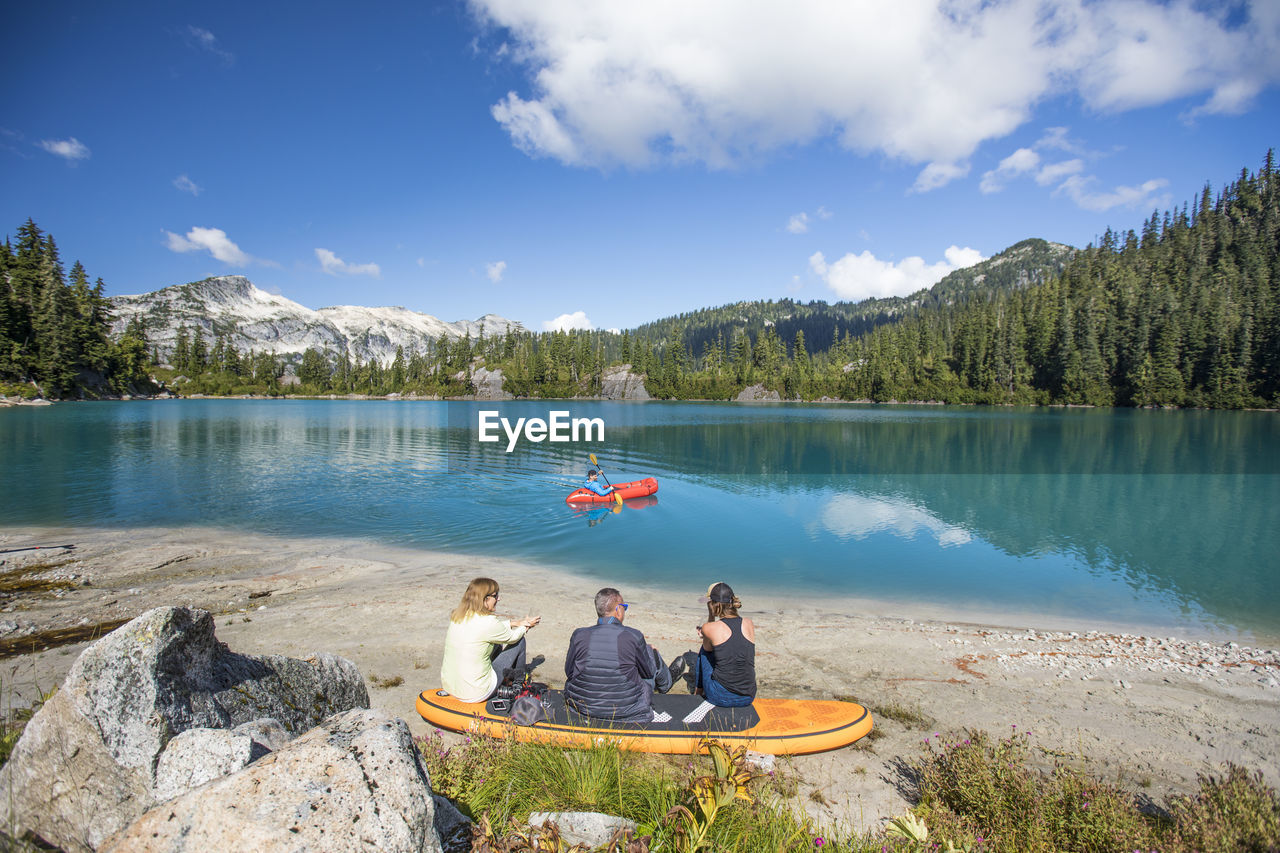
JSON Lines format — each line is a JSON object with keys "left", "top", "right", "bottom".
{"left": 2, "top": 400, "right": 1277, "bottom": 639}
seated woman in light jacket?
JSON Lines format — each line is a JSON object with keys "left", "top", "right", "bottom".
{"left": 440, "top": 577, "right": 541, "bottom": 703}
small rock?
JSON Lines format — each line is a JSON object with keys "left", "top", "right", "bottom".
{"left": 528, "top": 812, "right": 637, "bottom": 848}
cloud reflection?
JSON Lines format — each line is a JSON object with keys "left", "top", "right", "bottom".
{"left": 817, "top": 493, "right": 972, "bottom": 547}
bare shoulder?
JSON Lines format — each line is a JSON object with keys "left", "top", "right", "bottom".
{"left": 741, "top": 617, "right": 756, "bottom": 641}
{"left": 702, "top": 620, "right": 730, "bottom": 640}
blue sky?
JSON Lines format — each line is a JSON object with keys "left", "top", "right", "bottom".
{"left": 3, "top": 1, "right": 1278, "bottom": 333}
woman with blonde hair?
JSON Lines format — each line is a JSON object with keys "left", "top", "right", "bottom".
{"left": 440, "top": 577, "right": 541, "bottom": 704}
{"left": 693, "top": 581, "right": 756, "bottom": 707}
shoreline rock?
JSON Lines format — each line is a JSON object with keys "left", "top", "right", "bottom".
{"left": 599, "top": 364, "right": 650, "bottom": 400}
{"left": 103, "top": 708, "right": 441, "bottom": 853}
{"left": 0, "top": 606, "right": 371, "bottom": 852}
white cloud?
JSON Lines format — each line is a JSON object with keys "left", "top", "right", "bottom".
{"left": 980, "top": 147, "right": 1040, "bottom": 193}
{"left": 983, "top": 127, "right": 1156, "bottom": 212}
{"left": 164, "top": 227, "right": 253, "bottom": 266}
{"left": 1035, "top": 158, "right": 1085, "bottom": 186}
{"left": 472, "top": 0, "right": 1280, "bottom": 185}
{"left": 173, "top": 174, "right": 202, "bottom": 196}
{"left": 1036, "top": 126, "right": 1077, "bottom": 153}
{"left": 911, "top": 162, "right": 970, "bottom": 193}
{"left": 1055, "top": 175, "right": 1171, "bottom": 212}
{"left": 486, "top": 260, "right": 507, "bottom": 283}
{"left": 315, "top": 248, "right": 381, "bottom": 277}
{"left": 39, "top": 137, "right": 90, "bottom": 161}
{"left": 810, "top": 245, "right": 985, "bottom": 302}
{"left": 785, "top": 206, "right": 833, "bottom": 234}
{"left": 543, "top": 311, "right": 593, "bottom": 332}
{"left": 186, "top": 26, "right": 235, "bottom": 65}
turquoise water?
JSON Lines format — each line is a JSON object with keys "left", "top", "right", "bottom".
{"left": 2, "top": 400, "right": 1278, "bottom": 638}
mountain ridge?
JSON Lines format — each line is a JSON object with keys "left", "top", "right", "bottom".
{"left": 109, "top": 276, "right": 525, "bottom": 366}
{"left": 629, "top": 238, "right": 1076, "bottom": 354}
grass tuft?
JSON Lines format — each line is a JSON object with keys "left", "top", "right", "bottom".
{"left": 415, "top": 731, "right": 882, "bottom": 851}
{"left": 910, "top": 729, "right": 1280, "bottom": 853}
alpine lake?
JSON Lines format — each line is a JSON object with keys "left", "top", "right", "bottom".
{"left": 3, "top": 399, "right": 1277, "bottom": 641}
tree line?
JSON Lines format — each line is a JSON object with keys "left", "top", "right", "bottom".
{"left": 0, "top": 220, "right": 152, "bottom": 397}
{"left": 3, "top": 151, "right": 1277, "bottom": 407}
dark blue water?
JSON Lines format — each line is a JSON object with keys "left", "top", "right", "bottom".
{"left": 2, "top": 400, "right": 1277, "bottom": 638}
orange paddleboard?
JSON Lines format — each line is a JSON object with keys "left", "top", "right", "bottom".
{"left": 416, "top": 688, "right": 872, "bottom": 755}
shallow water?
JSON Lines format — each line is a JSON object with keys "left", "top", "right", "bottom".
{"left": 2, "top": 399, "right": 1277, "bottom": 638}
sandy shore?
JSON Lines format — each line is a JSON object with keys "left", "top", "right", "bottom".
{"left": 2, "top": 524, "right": 1277, "bottom": 834}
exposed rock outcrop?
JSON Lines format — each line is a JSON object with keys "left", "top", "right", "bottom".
{"left": 735, "top": 383, "right": 781, "bottom": 402}
{"left": 599, "top": 364, "right": 650, "bottom": 400}
{"left": 0, "top": 607, "right": 369, "bottom": 852}
{"left": 471, "top": 366, "right": 513, "bottom": 400}
{"left": 102, "top": 709, "right": 441, "bottom": 853}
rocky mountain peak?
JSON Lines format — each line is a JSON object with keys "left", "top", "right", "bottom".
{"left": 109, "top": 277, "right": 524, "bottom": 367}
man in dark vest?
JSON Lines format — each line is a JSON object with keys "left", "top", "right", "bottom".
{"left": 563, "top": 587, "right": 686, "bottom": 723}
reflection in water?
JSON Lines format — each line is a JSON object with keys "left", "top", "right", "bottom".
{"left": 816, "top": 493, "right": 972, "bottom": 547}
{"left": 571, "top": 495, "right": 657, "bottom": 528}
{"left": 2, "top": 400, "right": 1276, "bottom": 637}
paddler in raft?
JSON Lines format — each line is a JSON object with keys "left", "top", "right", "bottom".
{"left": 691, "top": 582, "right": 756, "bottom": 708}
{"left": 440, "top": 577, "right": 542, "bottom": 704}
{"left": 581, "top": 468, "right": 616, "bottom": 498}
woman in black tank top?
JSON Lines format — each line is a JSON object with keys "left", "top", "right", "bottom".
{"left": 694, "top": 582, "right": 756, "bottom": 707}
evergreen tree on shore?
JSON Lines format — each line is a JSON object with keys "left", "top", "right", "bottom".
{"left": 0, "top": 218, "right": 152, "bottom": 397}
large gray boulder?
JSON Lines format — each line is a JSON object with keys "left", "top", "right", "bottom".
{"left": 102, "top": 709, "right": 442, "bottom": 853}
{"left": 0, "top": 607, "right": 369, "bottom": 852}
{"left": 600, "top": 364, "right": 650, "bottom": 400}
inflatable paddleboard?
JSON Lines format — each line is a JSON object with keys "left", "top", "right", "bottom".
{"left": 565, "top": 477, "right": 660, "bottom": 504}
{"left": 417, "top": 688, "right": 872, "bottom": 755}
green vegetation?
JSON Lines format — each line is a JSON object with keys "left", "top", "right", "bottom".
{"left": 0, "top": 219, "right": 154, "bottom": 398}
{"left": 417, "top": 728, "right": 1280, "bottom": 852}
{"left": 910, "top": 729, "right": 1280, "bottom": 853}
{"left": 418, "top": 731, "right": 851, "bottom": 852}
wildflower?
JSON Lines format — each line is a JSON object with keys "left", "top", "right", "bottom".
{"left": 814, "top": 837, "right": 825, "bottom": 847}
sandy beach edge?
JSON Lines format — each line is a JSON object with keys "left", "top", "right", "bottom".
{"left": 2, "top": 523, "right": 1278, "bottom": 833}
